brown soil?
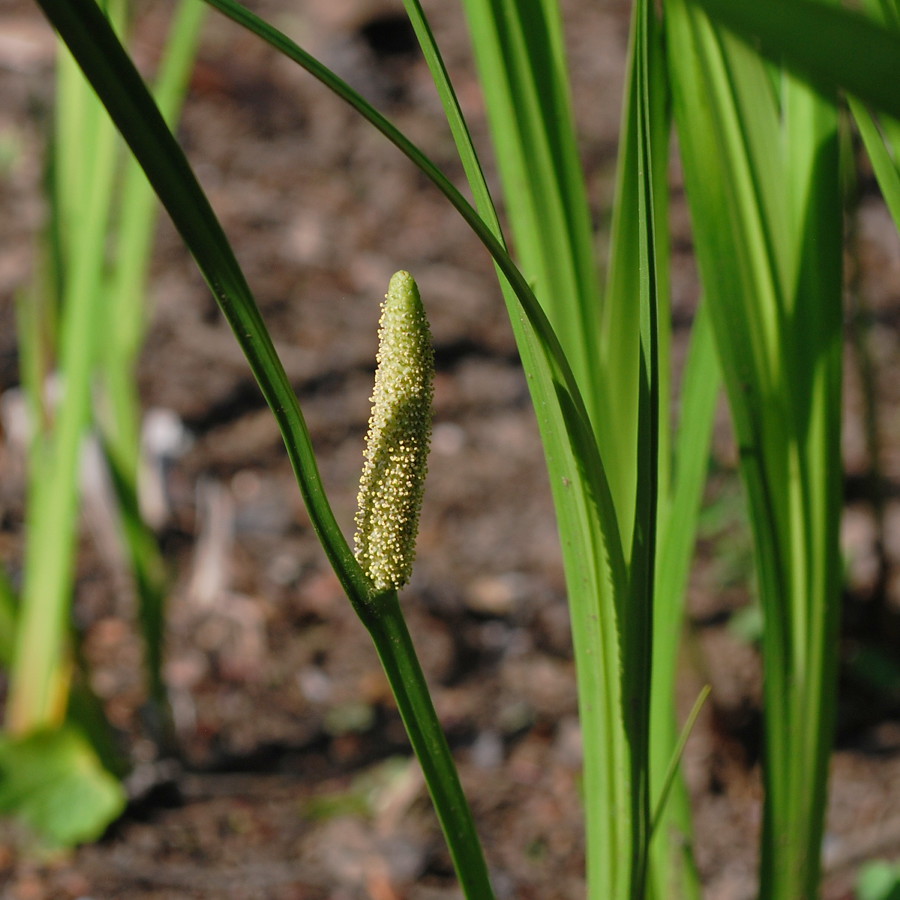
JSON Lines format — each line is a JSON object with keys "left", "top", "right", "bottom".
{"left": 2, "top": 1, "right": 900, "bottom": 898}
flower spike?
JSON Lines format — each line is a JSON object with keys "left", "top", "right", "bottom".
{"left": 354, "top": 271, "right": 434, "bottom": 592}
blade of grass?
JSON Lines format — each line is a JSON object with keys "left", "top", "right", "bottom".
{"left": 7, "top": 0, "right": 128, "bottom": 731}
{"left": 649, "top": 300, "right": 719, "bottom": 900}
{"left": 692, "top": 0, "right": 900, "bottom": 120}
{"left": 850, "top": 100, "right": 900, "bottom": 229}
{"left": 100, "top": 435, "right": 172, "bottom": 746}
{"left": 667, "top": 2, "right": 843, "bottom": 895}
{"left": 0, "top": 567, "right": 16, "bottom": 667}
{"left": 848, "top": 0, "right": 900, "bottom": 231}
{"left": 774, "top": 62, "right": 843, "bottom": 900}
{"left": 101, "top": 0, "right": 205, "bottom": 736}
{"left": 627, "top": 5, "right": 667, "bottom": 893}
{"left": 103, "top": 0, "right": 206, "bottom": 474}
{"left": 649, "top": 684, "right": 710, "bottom": 841}
{"left": 457, "top": 0, "right": 605, "bottom": 434}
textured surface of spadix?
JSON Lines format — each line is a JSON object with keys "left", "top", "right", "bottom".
{"left": 354, "top": 271, "right": 434, "bottom": 591}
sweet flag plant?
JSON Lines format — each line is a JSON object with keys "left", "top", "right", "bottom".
{"left": 14, "top": 0, "right": 900, "bottom": 896}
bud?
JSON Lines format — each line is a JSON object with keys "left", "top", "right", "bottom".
{"left": 354, "top": 271, "right": 434, "bottom": 591}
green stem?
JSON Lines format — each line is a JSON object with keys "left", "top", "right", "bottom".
{"left": 362, "top": 593, "right": 495, "bottom": 899}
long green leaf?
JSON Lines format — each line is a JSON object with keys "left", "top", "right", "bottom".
{"left": 30, "top": 0, "right": 495, "bottom": 892}
{"left": 693, "top": 0, "right": 900, "bottom": 120}
{"left": 649, "top": 301, "right": 718, "bottom": 900}
{"left": 458, "top": 0, "right": 605, "bottom": 431}
{"left": 400, "top": 0, "right": 502, "bottom": 238}
{"left": 102, "top": 0, "right": 205, "bottom": 734}
{"left": 667, "top": 2, "right": 843, "bottom": 895}
{"left": 848, "top": 0, "right": 900, "bottom": 232}
{"left": 104, "top": 0, "right": 206, "bottom": 472}
{"left": 649, "top": 684, "right": 711, "bottom": 842}
{"left": 850, "top": 99, "right": 900, "bottom": 230}
{"left": 7, "top": 1, "right": 128, "bottom": 731}
{"left": 0, "top": 567, "right": 17, "bottom": 667}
